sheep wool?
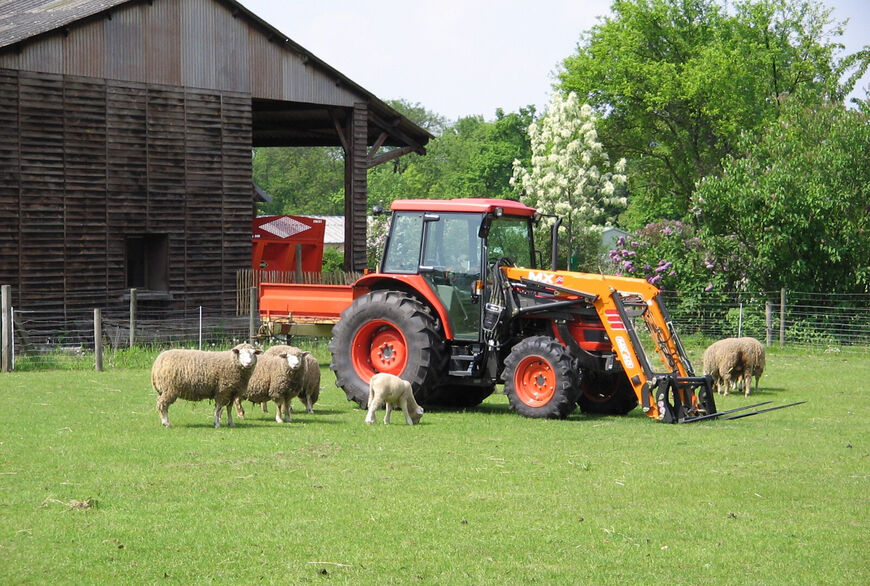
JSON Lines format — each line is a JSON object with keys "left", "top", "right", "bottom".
{"left": 153, "top": 343, "right": 260, "bottom": 428}
{"left": 240, "top": 350, "right": 305, "bottom": 423}
{"left": 366, "top": 372, "right": 424, "bottom": 425}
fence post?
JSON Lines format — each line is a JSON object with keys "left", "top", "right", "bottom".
{"left": 738, "top": 302, "right": 744, "bottom": 337}
{"left": 779, "top": 288, "right": 786, "bottom": 347}
{"left": 765, "top": 301, "right": 772, "bottom": 347}
{"left": 295, "top": 244, "right": 303, "bottom": 283}
{"left": 199, "top": 306, "right": 203, "bottom": 350}
{"left": 129, "top": 288, "right": 137, "bottom": 348}
{"left": 249, "top": 286, "right": 258, "bottom": 343}
{"left": 1, "top": 285, "right": 10, "bottom": 372}
{"left": 94, "top": 308, "right": 103, "bottom": 371}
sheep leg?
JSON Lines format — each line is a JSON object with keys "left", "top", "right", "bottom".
{"left": 213, "top": 404, "right": 223, "bottom": 428}
{"left": 304, "top": 396, "right": 314, "bottom": 414}
{"left": 273, "top": 399, "right": 284, "bottom": 423}
{"left": 384, "top": 402, "right": 393, "bottom": 425}
{"left": 282, "top": 400, "right": 292, "bottom": 422}
{"left": 234, "top": 397, "right": 246, "bottom": 420}
{"left": 261, "top": 401, "right": 269, "bottom": 413}
{"left": 156, "top": 396, "right": 173, "bottom": 427}
{"left": 365, "top": 398, "right": 380, "bottom": 425}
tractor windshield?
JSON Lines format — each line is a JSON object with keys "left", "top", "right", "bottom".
{"left": 487, "top": 216, "right": 535, "bottom": 268}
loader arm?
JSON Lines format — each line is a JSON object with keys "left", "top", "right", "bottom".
{"left": 502, "top": 267, "right": 716, "bottom": 421}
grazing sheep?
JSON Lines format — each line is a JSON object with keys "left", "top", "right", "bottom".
{"left": 733, "top": 337, "right": 765, "bottom": 396}
{"left": 365, "top": 372, "right": 424, "bottom": 425}
{"left": 702, "top": 337, "right": 766, "bottom": 396}
{"left": 153, "top": 343, "right": 260, "bottom": 428}
{"left": 297, "top": 352, "right": 321, "bottom": 414}
{"left": 237, "top": 350, "right": 306, "bottom": 423}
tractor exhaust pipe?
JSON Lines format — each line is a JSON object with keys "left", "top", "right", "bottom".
{"left": 551, "top": 217, "right": 562, "bottom": 271}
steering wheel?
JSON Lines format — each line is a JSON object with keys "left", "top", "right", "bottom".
{"left": 489, "top": 256, "right": 515, "bottom": 270}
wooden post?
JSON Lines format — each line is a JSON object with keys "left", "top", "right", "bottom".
{"left": 129, "top": 288, "right": 137, "bottom": 348}
{"left": 295, "top": 244, "right": 303, "bottom": 283}
{"left": 249, "top": 286, "right": 258, "bottom": 343}
{"left": 1, "top": 285, "right": 11, "bottom": 372}
{"left": 779, "top": 288, "right": 786, "bottom": 347}
{"left": 94, "top": 308, "right": 103, "bottom": 372}
{"left": 765, "top": 301, "right": 772, "bottom": 347}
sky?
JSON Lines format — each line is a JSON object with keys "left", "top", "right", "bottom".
{"left": 239, "top": 0, "right": 869, "bottom": 121}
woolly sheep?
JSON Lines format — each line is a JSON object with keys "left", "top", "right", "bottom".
{"left": 153, "top": 343, "right": 260, "bottom": 428}
{"left": 702, "top": 337, "right": 765, "bottom": 396}
{"left": 264, "top": 345, "right": 320, "bottom": 414}
{"left": 365, "top": 372, "right": 424, "bottom": 425}
{"left": 237, "top": 350, "right": 306, "bottom": 423}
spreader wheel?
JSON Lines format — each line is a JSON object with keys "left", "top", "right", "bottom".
{"left": 329, "top": 290, "right": 444, "bottom": 408}
{"left": 577, "top": 371, "right": 638, "bottom": 415}
{"left": 503, "top": 336, "right": 580, "bottom": 419}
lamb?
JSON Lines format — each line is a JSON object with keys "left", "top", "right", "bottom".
{"left": 153, "top": 343, "right": 260, "bottom": 428}
{"left": 237, "top": 350, "right": 306, "bottom": 423}
{"left": 702, "top": 337, "right": 766, "bottom": 396}
{"left": 365, "top": 372, "right": 424, "bottom": 425}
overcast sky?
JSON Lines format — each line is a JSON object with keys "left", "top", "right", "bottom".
{"left": 239, "top": 0, "right": 869, "bottom": 121}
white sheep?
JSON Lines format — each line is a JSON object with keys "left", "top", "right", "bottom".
{"left": 733, "top": 337, "right": 765, "bottom": 396}
{"left": 153, "top": 343, "right": 260, "bottom": 428}
{"left": 237, "top": 350, "right": 305, "bottom": 423}
{"left": 365, "top": 372, "right": 424, "bottom": 425}
{"left": 297, "top": 352, "right": 321, "bottom": 414}
{"left": 702, "top": 337, "right": 766, "bottom": 396}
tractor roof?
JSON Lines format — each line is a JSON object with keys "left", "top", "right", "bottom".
{"left": 389, "top": 198, "right": 536, "bottom": 217}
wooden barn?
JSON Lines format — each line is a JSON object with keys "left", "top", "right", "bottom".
{"left": 0, "top": 0, "right": 430, "bottom": 323}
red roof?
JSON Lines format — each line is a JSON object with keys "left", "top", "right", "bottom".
{"left": 390, "top": 198, "right": 536, "bottom": 217}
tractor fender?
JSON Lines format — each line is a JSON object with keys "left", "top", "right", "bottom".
{"left": 353, "top": 273, "right": 454, "bottom": 339}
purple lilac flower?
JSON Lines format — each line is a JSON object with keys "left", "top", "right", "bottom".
{"left": 705, "top": 283, "right": 713, "bottom": 292}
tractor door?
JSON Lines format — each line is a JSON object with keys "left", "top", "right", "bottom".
{"left": 418, "top": 212, "right": 484, "bottom": 341}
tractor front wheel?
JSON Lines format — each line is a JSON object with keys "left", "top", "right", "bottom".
{"left": 329, "top": 290, "right": 444, "bottom": 408}
{"left": 503, "top": 336, "right": 579, "bottom": 419}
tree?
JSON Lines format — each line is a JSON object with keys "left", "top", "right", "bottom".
{"left": 558, "top": 0, "right": 869, "bottom": 227}
{"left": 511, "top": 92, "right": 627, "bottom": 270}
{"left": 692, "top": 95, "right": 870, "bottom": 294}
{"left": 253, "top": 147, "right": 344, "bottom": 216}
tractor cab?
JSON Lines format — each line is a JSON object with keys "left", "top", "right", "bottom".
{"left": 380, "top": 198, "right": 538, "bottom": 342}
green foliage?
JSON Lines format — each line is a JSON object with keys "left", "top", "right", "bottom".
{"left": 693, "top": 96, "right": 870, "bottom": 293}
{"left": 320, "top": 247, "right": 344, "bottom": 273}
{"left": 1, "top": 351, "right": 868, "bottom": 583}
{"left": 558, "top": 0, "right": 868, "bottom": 226}
{"left": 253, "top": 147, "right": 345, "bottom": 215}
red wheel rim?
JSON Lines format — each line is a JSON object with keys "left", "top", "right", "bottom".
{"left": 513, "top": 355, "right": 556, "bottom": 407}
{"left": 351, "top": 319, "right": 408, "bottom": 380}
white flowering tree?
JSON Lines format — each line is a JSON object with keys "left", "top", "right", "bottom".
{"left": 511, "top": 91, "right": 627, "bottom": 269}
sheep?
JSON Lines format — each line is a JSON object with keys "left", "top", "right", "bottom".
{"left": 365, "top": 372, "right": 424, "bottom": 425}
{"left": 236, "top": 350, "right": 306, "bottom": 423}
{"left": 153, "top": 343, "right": 260, "bottom": 428}
{"left": 733, "top": 337, "right": 765, "bottom": 396}
{"left": 297, "top": 352, "right": 321, "bottom": 414}
{"left": 702, "top": 337, "right": 766, "bottom": 396}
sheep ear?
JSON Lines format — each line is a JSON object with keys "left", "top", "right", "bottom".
{"left": 232, "top": 348, "right": 240, "bottom": 355}
{"left": 279, "top": 352, "right": 288, "bottom": 359}
{"left": 254, "top": 349, "right": 262, "bottom": 355}
{"left": 301, "top": 351, "right": 311, "bottom": 358}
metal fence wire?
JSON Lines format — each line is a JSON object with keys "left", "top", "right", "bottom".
{"left": 1, "top": 287, "right": 868, "bottom": 371}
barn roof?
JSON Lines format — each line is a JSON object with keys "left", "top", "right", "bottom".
{"left": 0, "top": 0, "right": 432, "bottom": 152}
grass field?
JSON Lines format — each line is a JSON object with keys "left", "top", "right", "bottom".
{"left": 0, "top": 345, "right": 867, "bottom": 584}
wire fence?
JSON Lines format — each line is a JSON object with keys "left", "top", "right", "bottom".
{"left": 1, "top": 286, "right": 868, "bottom": 371}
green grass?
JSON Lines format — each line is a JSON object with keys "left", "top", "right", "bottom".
{"left": 0, "top": 347, "right": 867, "bottom": 584}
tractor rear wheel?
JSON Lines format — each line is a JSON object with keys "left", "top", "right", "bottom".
{"left": 329, "top": 290, "right": 444, "bottom": 408}
{"left": 503, "top": 336, "right": 579, "bottom": 419}
{"left": 577, "top": 371, "right": 638, "bottom": 415}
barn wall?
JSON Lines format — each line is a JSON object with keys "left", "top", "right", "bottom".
{"left": 0, "top": 68, "right": 252, "bottom": 316}
{"left": 0, "top": 0, "right": 356, "bottom": 106}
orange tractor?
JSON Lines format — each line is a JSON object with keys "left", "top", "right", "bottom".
{"left": 260, "top": 198, "right": 797, "bottom": 422}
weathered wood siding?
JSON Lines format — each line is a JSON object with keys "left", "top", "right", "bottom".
{"left": 0, "top": 0, "right": 357, "bottom": 106}
{"left": 0, "top": 68, "right": 252, "bottom": 314}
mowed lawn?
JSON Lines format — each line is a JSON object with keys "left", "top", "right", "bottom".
{"left": 0, "top": 346, "right": 867, "bottom": 584}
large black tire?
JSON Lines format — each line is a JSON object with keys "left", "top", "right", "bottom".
{"left": 329, "top": 290, "right": 445, "bottom": 408}
{"left": 503, "top": 336, "right": 580, "bottom": 419}
{"left": 425, "top": 384, "right": 495, "bottom": 408}
{"left": 577, "top": 371, "right": 638, "bottom": 415}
